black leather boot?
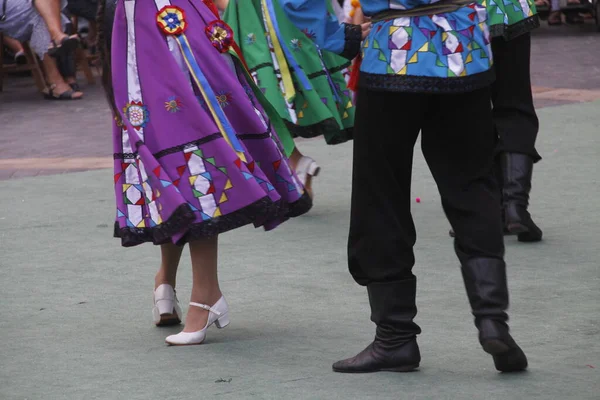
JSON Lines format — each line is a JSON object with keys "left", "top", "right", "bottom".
{"left": 500, "top": 152, "right": 542, "bottom": 242}
{"left": 460, "top": 257, "right": 528, "bottom": 372}
{"left": 332, "top": 277, "right": 421, "bottom": 373}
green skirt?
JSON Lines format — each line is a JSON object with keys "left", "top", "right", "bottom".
{"left": 486, "top": 0, "right": 540, "bottom": 40}
{"left": 224, "top": 0, "right": 355, "bottom": 145}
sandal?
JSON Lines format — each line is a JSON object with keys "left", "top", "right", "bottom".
{"left": 43, "top": 84, "right": 83, "bottom": 100}
{"left": 69, "top": 82, "right": 82, "bottom": 92}
{"left": 47, "top": 35, "right": 80, "bottom": 58}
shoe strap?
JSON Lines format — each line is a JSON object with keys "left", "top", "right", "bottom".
{"left": 189, "top": 302, "right": 222, "bottom": 316}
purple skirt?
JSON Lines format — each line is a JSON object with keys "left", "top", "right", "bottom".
{"left": 111, "top": 0, "right": 311, "bottom": 247}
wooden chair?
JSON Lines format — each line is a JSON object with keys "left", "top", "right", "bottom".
{"left": 71, "top": 15, "right": 100, "bottom": 84}
{"left": 0, "top": 33, "right": 48, "bottom": 93}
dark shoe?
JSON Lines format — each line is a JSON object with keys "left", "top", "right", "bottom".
{"left": 479, "top": 319, "right": 528, "bottom": 372}
{"left": 333, "top": 277, "right": 422, "bottom": 373}
{"left": 500, "top": 152, "right": 542, "bottom": 242}
{"left": 14, "top": 51, "right": 27, "bottom": 65}
{"left": 43, "top": 84, "right": 83, "bottom": 101}
{"left": 69, "top": 82, "right": 82, "bottom": 92}
{"left": 332, "top": 338, "right": 420, "bottom": 373}
{"left": 459, "top": 256, "right": 528, "bottom": 372}
{"left": 48, "top": 35, "right": 80, "bottom": 58}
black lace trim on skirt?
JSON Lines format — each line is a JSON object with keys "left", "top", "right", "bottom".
{"left": 283, "top": 119, "right": 353, "bottom": 145}
{"left": 358, "top": 69, "right": 495, "bottom": 94}
{"left": 114, "top": 192, "right": 313, "bottom": 247}
{"left": 489, "top": 15, "right": 540, "bottom": 41}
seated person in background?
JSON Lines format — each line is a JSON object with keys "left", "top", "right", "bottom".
{"left": 2, "top": 35, "right": 27, "bottom": 64}
{"left": 0, "top": 0, "right": 83, "bottom": 99}
{"left": 66, "top": 0, "right": 98, "bottom": 53}
{"left": 536, "top": 0, "right": 584, "bottom": 25}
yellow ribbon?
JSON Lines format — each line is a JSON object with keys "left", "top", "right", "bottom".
{"left": 261, "top": 0, "right": 295, "bottom": 103}
{"left": 177, "top": 34, "right": 247, "bottom": 162}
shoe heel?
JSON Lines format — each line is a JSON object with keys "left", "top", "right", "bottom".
{"left": 308, "top": 162, "right": 320, "bottom": 177}
{"left": 155, "top": 299, "right": 174, "bottom": 316}
{"left": 215, "top": 313, "right": 230, "bottom": 329}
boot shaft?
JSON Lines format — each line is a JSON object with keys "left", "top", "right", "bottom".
{"left": 367, "top": 277, "right": 421, "bottom": 343}
{"left": 500, "top": 152, "right": 534, "bottom": 206}
{"left": 459, "top": 257, "right": 509, "bottom": 325}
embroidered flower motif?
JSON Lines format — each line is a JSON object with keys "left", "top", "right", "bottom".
{"left": 165, "top": 96, "right": 183, "bottom": 113}
{"left": 205, "top": 20, "right": 234, "bottom": 53}
{"left": 245, "top": 33, "right": 256, "bottom": 45}
{"left": 302, "top": 28, "right": 316, "bottom": 40}
{"left": 215, "top": 91, "right": 233, "bottom": 108}
{"left": 156, "top": 6, "right": 187, "bottom": 36}
{"left": 290, "top": 38, "right": 302, "bottom": 51}
{"left": 123, "top": 101, "right": 149, "bottom": 130}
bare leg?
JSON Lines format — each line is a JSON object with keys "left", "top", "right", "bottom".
{"left": 42, "top": 54, "right": 83, "bottom": 98}
{"left": 289, "top": 147, "right": 303, "bottom": 169}
{"left": 155, "top": 243, "right": 185, "bottom": 289}
{"left": 3, "top": 36, "right": 25, "bottom": 54}
{"left": 33, "top": 0, "right": 68, "bottom": 43}
{"left": 183, "top": 236, "right": 222, "bottom": 333}
{"left": 213, "top": 0, "right": 229, "bottom": 12}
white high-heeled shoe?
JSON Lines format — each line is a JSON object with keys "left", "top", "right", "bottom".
{"left": 295, "top": 156, "right": 321, "bottom": 187}
{"left": 165, "top": 296, "right": 230, "bottom": 346}
{"left": 153, "top": 284, "right": 182, "bottom": 326}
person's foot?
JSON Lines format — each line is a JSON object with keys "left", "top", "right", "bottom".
{"left": 183, "top": 291, "right": 223, "bottom": 333}
{"left": 165, "top": 296, "right": 229, "bottom": 345}
{"left": 14, "top": 51, "right": 27, "bottom": 65}
{"left": 45, "top": 82, "right": 83, "bottom": 100}
{"left": 332, "top": 338, "right": 420, "bottom": 373}
{"left": 48, "top": 35, "right": 80, "bottom": 57}
{"left": 295, "top": 156, "right": 320, "bottom": 199}
{"left": 153, "top": 284, "right": 182, "bottom": 326}
{"left": 479, "top": 320, "right": 528, "bottom": 372}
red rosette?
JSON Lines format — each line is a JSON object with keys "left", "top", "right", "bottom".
{"left": 156, "top": 6, "right": 187, "bottom": 36}
{"left": 205, "top": 20, "right": 234, "bottom": 53}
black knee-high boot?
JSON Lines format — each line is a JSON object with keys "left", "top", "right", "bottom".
{"left": 332, "top": 277, "right": 421, "bottom": 373}
{"left": 458, "top": 253, "right": 528, "bottom": 372}
{"left": 500, "top": 152, "right": 542, "bottom": 242}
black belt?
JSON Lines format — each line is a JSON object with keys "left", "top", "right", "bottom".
{"left": 370, "top": 0, "right": 475, "bottom": 21}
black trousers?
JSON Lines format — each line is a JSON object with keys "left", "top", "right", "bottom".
{"left": 348, "top": 87, "right": 505, "bottom": 286}
{"left": 492, "top": 33, "right": 541, "bottom": 162}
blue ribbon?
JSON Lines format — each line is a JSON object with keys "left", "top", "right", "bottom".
{"left": 176, "top": 35, "right": 245, "bottom": 154}
{"left": 316, "top": 47, "right": 342, "bottom": 104}
{"left": 265, "top": 0, "right": 312, "bottom": 91}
